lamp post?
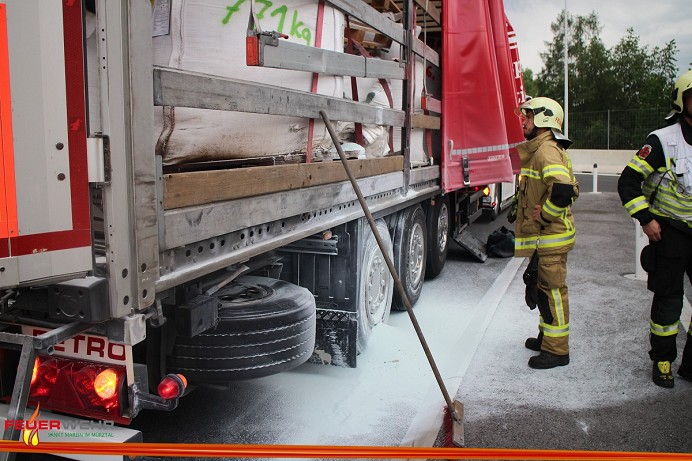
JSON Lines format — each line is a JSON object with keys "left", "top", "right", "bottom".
{"left": 563, "top": 0, "right": 569, "bottom": 137}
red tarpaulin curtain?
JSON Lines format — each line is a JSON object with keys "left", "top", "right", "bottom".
{"left": 441, "top": 0, "right": 520, "bottom": 191}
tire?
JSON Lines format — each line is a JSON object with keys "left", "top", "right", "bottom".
{"left": 426, "top": 195, "right": 450, "bottom": 279}
{"left": 357, "top": 219, "right": 394, "bottom": 354}
{"left": 167, "top": 276, "right": 316, "bottom": 383}
{"left": 392, "top": 205, "right": 427, "bottom": 311}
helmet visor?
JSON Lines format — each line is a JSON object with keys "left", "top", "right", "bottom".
{"left": 519, "top": 106, "right": 547, "bottom": 117}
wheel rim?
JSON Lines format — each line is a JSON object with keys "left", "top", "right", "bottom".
{"left": 407, "top": 221, "right": 426, "bottom": 287}
{"left": 217, "top": 283, "right": 273, "bottom": 306}
{"left": 365, "top": 250, "right": 390, "bottom": 325}
{"left": 436, "top": 203, "right": 449, "bottom": 254}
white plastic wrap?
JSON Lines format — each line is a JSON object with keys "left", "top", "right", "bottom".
{"left": 152, "top": 0, "right": 344, "bottom": 164}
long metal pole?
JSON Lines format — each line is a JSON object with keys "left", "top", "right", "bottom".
{"left": 607, "top": 109, "right": 610, "bottom": 149}
{"left": 563, "top": 0, "right": 569, "bottom": 138}
{"left": 319, "top": 109, "right": 462, "bottom": 428}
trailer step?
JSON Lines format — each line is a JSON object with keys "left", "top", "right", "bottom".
{"left": 454, "top": 229, "right": 488, "bottom": 262}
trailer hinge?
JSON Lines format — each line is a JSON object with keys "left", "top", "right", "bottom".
{"left": 462, "top": 155, "right": 470, "bottom": 186}
{"left": 146, "top": 299, "right": 167, "bottom": 328}
{"left": 259, "top": 30, "right": 288, "bottom": 46}
{"left": 87, "top": 134, "right": 111, "bottom": 184}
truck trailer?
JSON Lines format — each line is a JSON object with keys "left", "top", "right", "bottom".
{"left": 0, "top": 0, "right": 525, "bottom": 454}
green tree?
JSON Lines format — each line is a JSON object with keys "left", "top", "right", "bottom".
{"left": 609, "top": 29, "right": 677, "bottom": 110}
{"left": 521, "top": 67, "right": 540, "bottom": 98}
{"left": 537, "top": 11, "right": 606, "bottom": 110}
{"left": 533, "top": 10, "right": 678, "bottom": 149}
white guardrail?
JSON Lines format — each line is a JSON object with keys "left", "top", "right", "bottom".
{"left": 569, "top": 149, "right": 634, "bottom": 175}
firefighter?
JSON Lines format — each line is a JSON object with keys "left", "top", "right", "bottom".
{"left": 617, "top": 70, "right": 692, "bottom": 388}
{"left": 514, "top": 97, "right": 579, "bottom": 369}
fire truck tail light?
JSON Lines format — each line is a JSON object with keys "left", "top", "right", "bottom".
{"left": 157, "top": 373, "right": 187, "bottom": 400}
{"left": 31, "top": 358, "right": 59, "bottom": 397}
{"left": 31, "top": 358, "right": 39, "bottom": 385}
{"left": 28, "top": 355, "right": 129, "bottom": 424}
{"left": 94, "top": 368, "right": 119, "bottom": 400}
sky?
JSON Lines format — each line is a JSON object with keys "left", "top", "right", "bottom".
{"left": 504, "top": 0, "right": 692, "bottom": 78}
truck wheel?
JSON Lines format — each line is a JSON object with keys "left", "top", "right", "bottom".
{"left": 392, "top": 205, "right": 427, "bottom": 311}
{"left": 426, "top": 195, "right": 450, "bottom": 279}
{"left": 167, "top": 276, "right": 316, "bottom": 383}
{"left": 357, "top": 219, "right": 394, "bottom": 353}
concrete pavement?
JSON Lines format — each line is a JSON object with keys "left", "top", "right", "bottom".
{"left": 447, "top": 192, "right": 692, "bottom": 455}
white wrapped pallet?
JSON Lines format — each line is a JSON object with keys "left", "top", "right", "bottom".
{"left": 342, "top": 23, "right": 438, "bottom": 166}
{"left": 383, "top": 36, "right": 439, "bottom": 167}
{"left": 152, "top": 0, "right": 344, "bottom": 165}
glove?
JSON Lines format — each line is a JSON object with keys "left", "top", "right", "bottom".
{"left": 523, "top": 250, "right": 539, "bottom": 310}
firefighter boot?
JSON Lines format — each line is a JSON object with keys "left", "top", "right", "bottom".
{"left": 652, "top": 361, "right": 674, "bottom": 388}
{"left": 528, "top": 351, "right": 569, "bottom": 369}
{"left": 525, "top": 332, "right": 543, "bottom": 352}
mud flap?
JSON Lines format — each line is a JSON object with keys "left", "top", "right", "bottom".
{"left": 453, "top": 228, "right": 488, "bottom": 262}
{"left": 309, "top": 308, "right": 358, "bottom": 368}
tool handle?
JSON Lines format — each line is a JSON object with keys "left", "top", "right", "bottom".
{"left": 319, "top": 110, "right": 460, "bottom": 423}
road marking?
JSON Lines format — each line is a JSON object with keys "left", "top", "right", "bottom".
{"left": 399, "top": 256, "right": 523, "bottom": 448}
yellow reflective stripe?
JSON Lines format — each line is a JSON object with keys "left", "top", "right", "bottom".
{"left": 624, "top": 196, "right": 649, "bottom": 215}
{"left": 515, "top": 237, "right": 538, "bottom": 250}
{"left": 648, "top": 208, "right": 692, "bottom": 229}
{"left": 539, "top": 230, "right": 575, "bottom": 249}
{"left": 540, "top": 235, "right": 575, "bottom": 249}
{"left": 538, "top": 288, "right": 568, "bottom": 335}
{"left": 540, "top": 321, "right": 570, "bottom": 337}
{"left": 521, "top": 168, "right": 541, "bottom": 179}
{"left": 652, "top": 192, "right": 692, "bottom": 214}
{"left": 552, "top": 288, "right": 566, "bottom": 325}
{"left": 649, "top": 319, "right": 679, "bottom": 337}
{"left": 650, "top": 183, "right": 692, "bottom": 208}
{"left": 626, "top": 157, "right": 654, "bottom": 177}
{"left": 543, "top": 199, "right": 566, "bottom": 218}
{"left": 645, "top": 182, "right": 692, "bottom": 220}
{"left": 515, "top": 230, "right": 576, "bottom": 250}
{"left": 542, "top": 164, "right": 571, "bottom": 179}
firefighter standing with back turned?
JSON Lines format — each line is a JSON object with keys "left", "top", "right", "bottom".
{"left": 513, "top": 97, "right": 579, "bottom": 369}
{"left": 617, "top": 70, "right": 692, "bottom": 388}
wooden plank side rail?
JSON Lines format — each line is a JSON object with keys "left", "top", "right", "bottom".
{"left": 411, "top": 113, "right": 440, "bottom": 130}
{"left": 163, "top": 156, "right": 405, "bottom": 210}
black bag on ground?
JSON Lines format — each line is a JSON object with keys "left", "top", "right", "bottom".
{"left": 486, "top": 226, "right": 515, "bottom": 258}
{"left": 523, "top": 249, "right": 539, "bottom": 310}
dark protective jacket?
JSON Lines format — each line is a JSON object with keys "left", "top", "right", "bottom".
{"left": 514, "top": 130, "right": 579, "bottom": 258}
{"left": 618, "top": 116, "right": 692, "bottom": 233}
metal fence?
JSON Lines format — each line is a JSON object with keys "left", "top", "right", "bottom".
{"left": 568, "top": 108, "right": 669, "bottom": 150}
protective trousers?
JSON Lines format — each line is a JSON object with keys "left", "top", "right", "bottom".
{"left": 536, "top": 253, "right": 570, "bottom": 355}
{"left": 644, "top": 220, "right": 692, "bottom": 364}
